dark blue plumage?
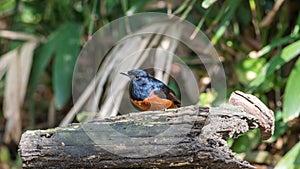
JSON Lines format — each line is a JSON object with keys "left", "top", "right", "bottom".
{"left": 121, "top": 69, "right": 181, "bottom": 110}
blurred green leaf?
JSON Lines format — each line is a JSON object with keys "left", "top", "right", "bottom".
{"left": 235, "top": 57, "right": 265, "bottom": 85}
{"left": 275, "top": 141, "right": 300, "bottom": 169}
{"left": 211, "top": 0, "right": 241, "bottom": 44}
{"left": 0, "top": 146, "right": 10, "bottom": 163}
{"left": 227, "top": 138, "right": 234, "bottom": 148}
{"left": 168, "top": 81, "right": 180, "bottom": 99}
{"left": 249, "top": 40, "right": 300, "bottom": 92}
{"left": 249, "top": 35, "right": 300, "bottom": 58}
{"left": 76, "top": 111, "right": 91, "bottom": 122}
{"left": 231, "top": 128, "right": 261, "bottom": 153}
{"left": 267, "top": 111, "right": 288, "bottom": 143}
{"left": 106, "top": 0, "right": 120, "bottom": 14}
{"left": 291, "top": 11, "right": 300, "bottom": 36}
{"left": 127, "top": 0, "right": 148, "bottom": 14}
{"left": 235, "top": 1, "right": 251, "bottom": 27}
{"left": 14, "top": 155, "right": 23, "bottom": 168}
{"left": 53, "top": 23, "right": 83, "bottom": 109}
{"left": 199, "top": 90, "right": 216, "bottom": 106}
{"left": 0, "top": 0, "right": 15, "bottom": 16}
{"left": 283, "top": 57, "right": 300, "bottom": 122}
{"left": 28, "top": 42, "right": 55, "bottom": 98}
{"left": 173, "top": 0, "right": 191, "bottom": 15}
{"left": 201, "top": 0, "right": 217, "bottom": 9}
{"left": 29, "top": 22, "right": 82, "bottom": 109}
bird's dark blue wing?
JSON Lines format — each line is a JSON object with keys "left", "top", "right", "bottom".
{"left": 152, "top": 84, "right": 181, "bottom": 107}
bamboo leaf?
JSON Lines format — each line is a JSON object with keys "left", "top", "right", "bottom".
{"left": 28, "top": 32, "right": 57, "bottom": 97}
{"left": 249, "top": 40, "right": 300, "bottom": 91}
{"left": 275, "top": 141, "right": 300, "bottom": 169}
{"left": 211, "top": 0, "right": 242, "bottom": 44}
{"left": 28, "top": 22, "right": 82, "bottom": 109}
{"left": 0, "top": 0, "right": 15, "bottom": 16}
{"left": 52, "top": 23, "right": 83, "bottom": 109}
{"left": 249, "top": 35, "right": 300, "bottom": 58}
{"left": 283, "top": 57, "right": 300, "bottom": 122}
{"left": 201, "top": 0, "right": 217, "bottom": 8}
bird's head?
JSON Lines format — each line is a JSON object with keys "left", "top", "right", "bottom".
{"left": 121, "top": 69, "right": 151, "bottom": 82}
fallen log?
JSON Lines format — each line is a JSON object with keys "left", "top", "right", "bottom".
{"left": 18, "top": 91, "right": 274, "bottom": 169}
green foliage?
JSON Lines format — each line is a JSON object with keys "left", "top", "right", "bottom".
{"left": 0, "top": 145, "right": 22, "bottom": 168}
{"left": 235, "top": 58, "right": 266, "bottom": 85}
{"left": 76, "top": 111, "right": 91, "bottom": 122}
{"left": 231, "top": 129, "right": 261, "bottom": 153}
{"left": 52, "top": 23, "right": 82, "bottom": 109}
{"left": 249, "top": 40, "right": 300, "bottom": 92}
{"left": 211, "top": 0, "right": 242, "bottom": 44}
{"left": 275, "top": 141, "right": 300, "bottom": 169}
{"left": 267, "top": 111, "right": 288, "bottom": 143}
{"left": 283, "top": 57, "right": 300, "bottom": 122}
{"left": 29, "top": 23, "right": 82, "bottom": 109}
{"left": 0, "top": 0, "right": 15, "bottom": 16}
{"left": 0, "top": 146, "right": 10, "bottom": 163}
{"left": 199, "top": 91, "right": 216, "bottom": 106}
{"left": 202, "top": 0, "right": 300, "bottom": 167}
{"left": 1, "top": 0, "right": 300, "bottom": 168}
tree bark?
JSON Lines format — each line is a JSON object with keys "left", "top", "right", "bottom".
{"left": 19, "top": 91, "right": 274, "bottom": 169}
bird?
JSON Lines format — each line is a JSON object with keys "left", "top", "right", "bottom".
{"left": 121, "top": 69, "right": 181, "bottom": 111}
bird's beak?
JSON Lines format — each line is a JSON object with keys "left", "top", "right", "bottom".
{"left": 120, "top": 71, "right": 129, "bottom": 77}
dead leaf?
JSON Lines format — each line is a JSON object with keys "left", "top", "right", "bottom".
{"left": 2, "top": 41, "right": 37, "bottom": 143}
{"left": 0, "top": 49, "right": 16, "bottom": 79}
{"left": 0, "top": 30, "right": 45, "bottom": 42}
{"left": 19, "top": 42, "right": 36, "bottom": 104}
{"left": 3, "top": 53, "right": 20, "bottom": 143}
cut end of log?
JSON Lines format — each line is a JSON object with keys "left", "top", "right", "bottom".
{"left": 229, "top": 90, "right": 275, "bottom": 140}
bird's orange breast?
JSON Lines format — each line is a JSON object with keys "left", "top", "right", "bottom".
{"left": 130, "top": 92, "right": 177, "bottom": 111}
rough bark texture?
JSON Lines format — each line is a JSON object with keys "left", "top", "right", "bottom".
{"left": 19, "top": 92, "right": 274, "bottom": 168}
{"left": 229, "top": 91, "right": 274, "bottom": 140}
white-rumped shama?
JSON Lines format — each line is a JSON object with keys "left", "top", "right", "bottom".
{"left": 121, "top": 69, "right": 181, "bottom": 111}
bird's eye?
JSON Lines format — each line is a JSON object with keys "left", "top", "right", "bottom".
{"left": 135, "top": 75, "right": 140, "bottom": 79}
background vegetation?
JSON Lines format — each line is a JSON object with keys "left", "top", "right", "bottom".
{"left": 0, "top": 0, "right": 300, "bottom": 168}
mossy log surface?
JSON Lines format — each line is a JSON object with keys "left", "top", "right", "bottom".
{"left": 19, "top": 92, "right": 274, "bottom": 169}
